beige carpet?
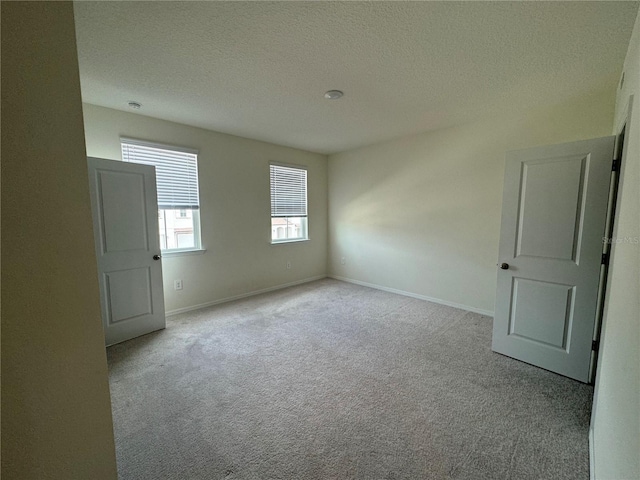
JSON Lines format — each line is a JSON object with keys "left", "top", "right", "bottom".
{"left": 107, "top": 278, "right": 593, "bottom": 479}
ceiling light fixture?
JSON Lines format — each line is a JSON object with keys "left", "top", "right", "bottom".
{"left": 128, "top": 101, "right": 142, "bottom": 109}
{"left": 324, "top": 90, "right": 344, "bottom": 100}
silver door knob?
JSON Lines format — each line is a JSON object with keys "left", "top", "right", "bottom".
{"left": 499, "top": 263, "right": 509, "bottom": 270}
{"left": 153, "top": 254, "right": 161, "bottom": 260}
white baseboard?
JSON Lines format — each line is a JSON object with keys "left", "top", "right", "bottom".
{"left": 166, "top": 274, "right": 494, "bottom": 318}
{"left": 329, "top": 275, "right": 494, "bottom": 317}
{"left": 165, "top": 275, "right": 327, "bottom": 316}
{"left": 589, "top": 427, "right": 595, "bottom": 480}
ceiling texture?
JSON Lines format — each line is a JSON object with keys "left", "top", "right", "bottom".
{"left": 74, "top": 1, "right": 639, "bottom": 155}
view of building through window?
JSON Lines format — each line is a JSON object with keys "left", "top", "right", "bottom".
{"left": 271, "top": 217, "right": 307, "bottom": 241}
{"left": 158, "top": 208, "right": 198, "bottom": 250}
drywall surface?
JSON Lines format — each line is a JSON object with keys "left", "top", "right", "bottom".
{"left": 328, "top": 89, "right": 615, "bottom": 314}
{"left": 1, "top": 2, "right": 117, "bottom": 478}
{"left": 83, "top": 104, "right": 328, "bottom": 313}
{"left": 591, "top": 8, "right": 640, "bottom": 479}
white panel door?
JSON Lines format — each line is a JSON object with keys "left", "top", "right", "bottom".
{"left": 492, "top": 137, "right": 615, "bottom": 382}
{"left": 88, "top": 157, "right": 165, "bottom": 346}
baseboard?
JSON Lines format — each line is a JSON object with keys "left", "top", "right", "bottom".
{"left": 329, "top": 275, "right": 495, "bottom": 317}
{"left": 166, "top": 274, "right": 494, "bottom": 318}
{"left": 589, "top": 427, "right": 595, "bottom": 480}
{"left": 165, "top": 274, "right": 328, "bottom": 316}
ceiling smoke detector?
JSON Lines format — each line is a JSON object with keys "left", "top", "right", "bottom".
{"left": 128, "top": 101, "right": 142, "bottom": 109}
{"left": 324, "top": 90, "right": 344, "bottom": 100}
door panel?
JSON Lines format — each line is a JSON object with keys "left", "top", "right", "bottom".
{"left": 508, "top": 278, "right": 574, "bottom": 350}
{"left": 492, "top": 137, "right": 615, "bottom": 382}
{"left": 88, "top": 157, "right": 165, "bottom": 346}
{"left": 105, "top": 267, "right": 153, "bottom": 323}
{"left": 516, "top": 155, "right": 586, "bottom": 261}
{"left": 98, "top": 170, "right": 149, "bottom": 253}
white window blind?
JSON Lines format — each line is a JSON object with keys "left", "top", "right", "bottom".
{"left": 121, "top": 139, "right": 200, "bottom": 210}
{"left": 270, "top": 164, "right": 307, "bottom": 217}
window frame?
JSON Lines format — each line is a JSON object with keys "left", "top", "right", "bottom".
{"left": 269, "top": 162, "right": 309, "bottom": 244}
{"left": 120, "top": 137, "right": 203, "bottom": 254}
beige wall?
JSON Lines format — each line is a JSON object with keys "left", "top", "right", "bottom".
{"left": 82, "top": 104, "right": 328, "bottom": 313}
{"left": 1, "top": 3, "right": 117, "bottom": 478}
{"left": 591, "top": 8, "right": 640, "bottom": 479}
{"left": 328, "top": 89, "right": 615, "bottom": 314}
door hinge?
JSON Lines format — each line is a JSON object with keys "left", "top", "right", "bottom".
{"left": 592, "top": 339, "right": 600, "bottom": 352}
{"left": 612, "top": 158, "right": 620, "bottom": 171}
{"left": 601, "top": 252, "right": 610, "bottom": 266}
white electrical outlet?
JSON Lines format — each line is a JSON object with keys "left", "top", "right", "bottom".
{"left": 286, "top": 261, "right": 291, "bottom": 270}
{"left": 341, "top": 257, "right": 346, "bottom": 265}
{"left": 174, "top": 279, "right": 183, "bottom": 290}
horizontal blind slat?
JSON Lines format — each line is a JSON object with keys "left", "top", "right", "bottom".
{"left": 270, "top": 164, "right": 307, "bottom": 217}
{"left": 122, "top": 142, "right": 200, "bottom": 209}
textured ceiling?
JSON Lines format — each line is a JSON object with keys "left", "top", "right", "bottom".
{"left": 74, "top": 1, "right": 638, "bottom": 154}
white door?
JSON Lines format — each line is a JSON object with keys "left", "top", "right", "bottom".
{"left": 492, "top": 137, "right": 615, "bottom": 383}
{"left": 87, "top": 157, "right": 166, "bottom": 346}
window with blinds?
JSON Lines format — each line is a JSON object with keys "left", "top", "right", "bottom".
{"left": 270, "top": 163, "right": 308, "bottom": 243}
{"left": 121, "top": 139, "right": 202, "bottom": 252}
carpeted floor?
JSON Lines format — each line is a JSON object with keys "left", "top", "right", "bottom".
{"left": 107, "top": 278, "right": 593, "bottom": 480}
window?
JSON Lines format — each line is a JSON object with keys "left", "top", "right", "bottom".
{"left": 270, "top": 163, "right": 308, "bottom": 243}
{"left": 121, "top": 138, "right": 202, "bottom": 252}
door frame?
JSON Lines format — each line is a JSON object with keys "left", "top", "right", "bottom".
{"left": 589, "top": 96, "right": 633, "bottom": 384}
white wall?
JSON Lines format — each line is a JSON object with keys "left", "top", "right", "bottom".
{"left": 328, "top": 88, "right": 615, "bottom": 314}
{"left": 591, "top": 8, "right": 640, "bottom": 479}
{"left": 83, "top": 104, "right": 328, "bottom": 313}
{"left": 2, "top": 3, "right": 117, "bottom": 478}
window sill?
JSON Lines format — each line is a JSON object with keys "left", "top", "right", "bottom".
{"left": 271, "top": 239, "right": 309, "bottom": 245}
{"left": 161, "top": 248, "right": 207, "bottom": 258}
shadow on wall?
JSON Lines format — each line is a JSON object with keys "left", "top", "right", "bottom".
{"left": 329, "top": 85, "right": 615, "bottom": 311}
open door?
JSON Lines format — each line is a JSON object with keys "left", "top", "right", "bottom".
{"left": 88, "top": 157, "right": 166, "bottom": 346}
{"left": 492, "top": 137, "right": 615, "bottom": 383}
